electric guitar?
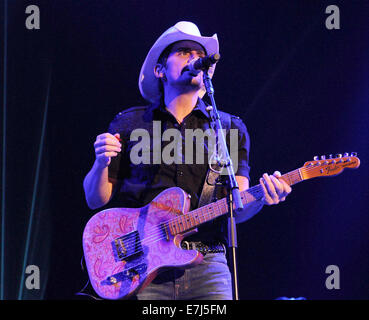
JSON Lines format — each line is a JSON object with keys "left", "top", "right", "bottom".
{"left": 82, "top": 153, "right": 360, "bottom": 299}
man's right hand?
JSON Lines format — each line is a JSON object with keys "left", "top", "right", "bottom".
{"left": 93, "top": 133, "right": 122, "bottom": 167}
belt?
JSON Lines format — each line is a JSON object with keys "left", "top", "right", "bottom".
{"left": 181, "top": 241, "right": 226, "bottom": 255}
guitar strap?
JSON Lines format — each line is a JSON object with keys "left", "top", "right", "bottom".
{"left": 198, "top": 108, "right": 232, "bottom": 208}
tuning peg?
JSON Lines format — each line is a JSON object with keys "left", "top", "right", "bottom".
{"left": 350, "top": 152, "right": 357, "bottom": 157}
{"left": 313, "top": 156, "right": 319, "bottom": 161}
{"left": 344, "top": 152, "right": 349, "bottom": 157}
{"left": 335, "top": 153, "right": 342, "bottom": 158}
{"left": 321, "top": 155, "right": 326, "bottom": 160}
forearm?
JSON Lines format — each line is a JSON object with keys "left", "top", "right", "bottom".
{"left": 234, "top": 199, "right": 264, "bottom": 224}
{"left": 83, "top": 161, "right": 113, "bottom": 209}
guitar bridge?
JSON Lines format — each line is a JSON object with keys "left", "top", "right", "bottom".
{"left": 111, "top": 230, "right": 143, "bottom": 262}
{"left": 101, "top": 263, "right": 147, "bottom": 286}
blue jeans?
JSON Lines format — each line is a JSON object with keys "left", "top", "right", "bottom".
{"left": 136, "top": 252, "right": 233, "bottom": 300}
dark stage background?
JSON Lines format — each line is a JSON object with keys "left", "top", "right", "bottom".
{"left": 1, "top": 0, "right": 368, "bottom": 300}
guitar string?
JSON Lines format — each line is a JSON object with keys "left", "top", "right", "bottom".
{"left": 113, "top": 182, "right": 310, "bottom": 256}
{"left": 111, "top": 164, "right": 337, "bottom": 255}
{"left": 116, "top": 182, "right": 267, "bottom": 252}
{"left": 110, "top": 162, "right": 352, "bottom": 256}
{"left": 115, "top": 166, "right": 309, "bottom": 251}
{"left": 114, "top": 186, "right": 270, "bottom": 257}
{"left": 115, "top": 164, "right": 335, "bottom": 255}
{"left": 111, "top": 182, "right": 271, "bottom": 255}
{"left": 116, "top": 201, "right": 226, "bottom": 253}
{"left": 119, "top": 169, "right": 299, "bottom": 251}
{"left": 114, "top": 199, "right": 229, "bottom": 256}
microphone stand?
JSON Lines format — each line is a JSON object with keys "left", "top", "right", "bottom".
{"left": 203, "top": 69, "right": 243, "bottom": 301}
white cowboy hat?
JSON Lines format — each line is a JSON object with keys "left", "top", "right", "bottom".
{"left": 138, "top": 21, "right": 219, "bottom": 103}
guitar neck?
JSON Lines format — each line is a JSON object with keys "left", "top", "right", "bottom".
{"left": 167, "top": 169, "right": 303, "bottom": 236}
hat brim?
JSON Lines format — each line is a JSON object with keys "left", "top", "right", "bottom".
{"left": 139, "top": 30, "right": 219, "bottom": 103}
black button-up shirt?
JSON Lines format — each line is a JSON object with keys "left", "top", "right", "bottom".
{"left": 107, "top": 98, "right": 250, "bottom": 244}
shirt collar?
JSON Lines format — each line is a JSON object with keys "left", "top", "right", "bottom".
{"left": 145, "top": 97, "right": 211, "bottom": 120}
{"left": 193, "top": 98, "right": 212, "bottom": 119}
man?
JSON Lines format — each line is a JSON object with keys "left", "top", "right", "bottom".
{"left": 83, "top": 21, "right": 292, "bottom": 300}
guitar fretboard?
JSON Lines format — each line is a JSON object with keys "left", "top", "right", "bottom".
{"left": 167, "top": 169, "right": 303, "bottom": 236}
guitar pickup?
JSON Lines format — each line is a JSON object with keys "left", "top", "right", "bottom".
{"left": 111, "top": 230, "right": 143, "bottom": 262}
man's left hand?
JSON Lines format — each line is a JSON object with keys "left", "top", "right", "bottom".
{"left": 259, "top": 171, "right": 292, "bottom": 205}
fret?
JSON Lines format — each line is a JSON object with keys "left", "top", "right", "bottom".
{"left": 162, "top": 157, "right": 360, "bottom": 237}
{"left": 182, "top": 215, "right": 188, "bottom": 230}
{"left": 194, "top": 208, "right": 201, "bottom": 224}
{"left": 168, "top": 221, "right": 174, "bottom": 235}
{"left": 295, "top": 169, "right": 303, "bottom": 183}
{"left": 195, "top": 210, "right": 201, "bottom": 224}
{"left": 214, "top": 201, "right": 222, "bottom": 217}
{"left": 220, "top": 198, "right": 227, "bottom": 212}
{"left": 191, "top": 211, "right": 198, "bottom": 225}
{"left": 187, "top": 213, "right": 193, "bottom": 227}
{"left": 184, "top": 215, "right": 188, "bottom": 229}
{"left": 288, "top": 174, "right": 295, "bottom": 184}
{"left": 197, "top": 207, "right": 203, "bottom": 224}
{"left": 206, "top": 206, "right": 211, "bottom": 217}
{"left": 191, "top": 212, "right": 197, "bottom": 226}
{"left": 166, "top": 165, "right": 310, "bottom": 236}
{"left": 175, "top": 219, "right": 181, "bottom": 233}
{"left": 173, "top": 221, "right": 178, "bottom": 235}
{"left": 170, "top": 219, "right": 178, "bottom": 235}
{"left": 178, "top": 216, "right": 185, "bottom": 232}
{"left": 292, "top": 174, "right": 299, "bottom": 184}
{"left": 289, "top": 171, "right": 297, "bottom": 184}
{"left": 196, "top": 208, "right": 203, "bottom": 224}
{"left": 204, "top": 206, "right": 209, "bottom": 222}
{"left": 204, "top": 206, "right": 210, "bottom": 221}
{"left": 282, "top": 172, "right": 292, "bottom": 186}
{"left": 282, "top": 169, "right": 302, "bottom": 186}
{"left": 198, "top": 210, "right": 203, "bottom": 223}
{"left": 187, "top": 213, "right": 192, "bottom": 227}
{"left": 208, "top": 205, "right": 213, "bottom": 221}
{"left": 202, "top": 206, "right": 208, "bottom": 221}
{"left": 210, "top": 203, "right": 216, "bottom": 219}
{"left": 187, "top": 214, "right": 192, "bottom": 228}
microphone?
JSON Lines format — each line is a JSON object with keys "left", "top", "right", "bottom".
{"left": 187, "top": 53, "right": 221, "bottom": 73}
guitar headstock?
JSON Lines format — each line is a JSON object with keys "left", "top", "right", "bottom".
{"left": 301, "top": 152, "right": 360, "bottom": 180}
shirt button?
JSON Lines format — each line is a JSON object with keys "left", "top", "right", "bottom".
{"left": 178, "top": 171, "right": 184, "bottom": 176}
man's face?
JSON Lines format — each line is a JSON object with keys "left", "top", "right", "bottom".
{"left": 159, "top": 40, "right": 206, "bottom": 92}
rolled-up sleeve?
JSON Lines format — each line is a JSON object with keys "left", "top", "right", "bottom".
{"left": 230, "top": 116, "right": 251, "bottom": 181}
